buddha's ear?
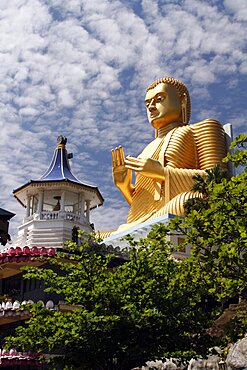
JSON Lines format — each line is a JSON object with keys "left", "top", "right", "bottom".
{"left": 181, "top": 93, "right": 187, "bottom": 125}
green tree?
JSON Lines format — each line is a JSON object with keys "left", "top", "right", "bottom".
{"left": 170, "top": 134, "right": 247, "bottom": 304}
{"left": 165, "top": 133, "right": 247, "bottom": 350}
{"left": 5, "top": 232, "right": 215, "bottom": 370}
{"left": 223, "top": 133, "right": 247, "bottom": 167}
{"left": 184, "top": 164, "right": 228, "bottom": 214}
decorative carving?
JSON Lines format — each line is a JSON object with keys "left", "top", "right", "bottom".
{"left": 57, "top": 135, "right": 67, "bottom": 145}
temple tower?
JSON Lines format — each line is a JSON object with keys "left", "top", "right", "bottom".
{"left": 13, "top": 136, "right": 103, "bottom": 248}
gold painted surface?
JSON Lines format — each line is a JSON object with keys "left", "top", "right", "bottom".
{"left": 191, "top": 119, "right": 227, "bottom": 170}
{"left": 111, "top": 77, "right": 228, "bottom": 234}
{"left": 97, "top": 230, "right": 115, "bottom": 239}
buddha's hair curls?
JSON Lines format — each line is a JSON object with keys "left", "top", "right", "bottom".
{"left": 147, "top": 77, "right": 191, "bottom": 123}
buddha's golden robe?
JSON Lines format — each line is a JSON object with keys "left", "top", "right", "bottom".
{"left": 116, "top": 119, "right": 227, "bottom": 233}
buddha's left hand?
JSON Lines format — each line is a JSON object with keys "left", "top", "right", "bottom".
{"left": 125, "top": 156, "right": 166, "bottom": 181}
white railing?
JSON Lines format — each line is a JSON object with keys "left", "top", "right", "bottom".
{"left": 41, "top": 211, "right": 83, "bottom": 222}
{"left": 41, "top": 211, "right": 60, "bottom": 220}
{"left": 24, "top": 212, "right": 86, "bottom": 223}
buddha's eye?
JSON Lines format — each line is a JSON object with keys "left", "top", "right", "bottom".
{"left": 144, "top": 100, "right": 150, "bottom": 107}
{"left": 156, "top": 94, "right": 164, "bottom": 102}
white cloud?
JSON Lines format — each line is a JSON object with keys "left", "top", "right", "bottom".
{"left": 0, "top": 0, "right": 246, "bottom": 242}
{"left": 224, "top": 0, "right": 247, "bottom": 21}
{"left": 91, "top": 200, "right": 129, "bottom": 231}
{"left": 58, "top": 89, "right": 75, "bottom": 108}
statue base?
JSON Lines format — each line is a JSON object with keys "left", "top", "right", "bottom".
{"left": 101, "top": 213, "right": 191, "bottom": 260}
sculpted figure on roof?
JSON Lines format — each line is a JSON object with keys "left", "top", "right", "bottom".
{"left": 57, "top": 135, "right": 67, "bottom": 146}
{"left": 111, "top": 77, "right": 228, "bottom": 232}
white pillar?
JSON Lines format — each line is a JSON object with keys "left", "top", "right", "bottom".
{"left": 80, "top": 195, "right": 85, "bottom": 217}
{"left": 38, "top": 190, "right": 44, "bottom": 213}
{"left": 223, "top": 123, "right": 235, "bottom": 176}
{"left": 85, "top": 200, "right": 90, "bottom": 222}
{"left": 31, "top": 196, "right": 35, "bottom": 214}
{"left": 61, "top": 191, "right": 65, "bottom": 211}
{"left": 26, "top": 195, "right": 31, "bottom": 218}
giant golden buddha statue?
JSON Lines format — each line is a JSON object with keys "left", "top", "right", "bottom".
{"left": 111, "top": 77, "right": 227, "bottom": 233}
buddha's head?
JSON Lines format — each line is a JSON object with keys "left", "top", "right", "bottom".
{"left": 145, "top": 77, "right": 191, "bottom": 130}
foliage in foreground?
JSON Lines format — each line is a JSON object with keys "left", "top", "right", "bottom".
{"left": 5, "top": 232, "right": 215, "bottom": 370}
{"left": 5, "top": 134, "right": 247, "bottom": 369}
{"left": 170, "top": 134, "right": 247, "bottom": 303}
{"left": 169, "top": 134, "right": 247, "bottom": 347}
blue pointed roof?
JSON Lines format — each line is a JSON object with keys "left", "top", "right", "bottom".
{"left": 13, "top": 136, "right": 104, "bottom": 208}
{"left": 39, "top": 136, "right": 81, "bottom": 183}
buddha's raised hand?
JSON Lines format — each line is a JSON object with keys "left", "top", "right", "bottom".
{"left": 111, "top": 146, "right": 132, "bottom": 190}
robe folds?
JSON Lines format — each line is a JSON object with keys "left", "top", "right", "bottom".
{"left": 116, "top": 119, "right": 227, "bottom": 233}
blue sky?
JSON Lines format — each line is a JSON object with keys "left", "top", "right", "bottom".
{"left": 0, "top": 0, "right": 246, "bottom": 241}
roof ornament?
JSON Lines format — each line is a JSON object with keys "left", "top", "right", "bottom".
{"left": 57, "top": 135, "right": 67, "bottom": 145}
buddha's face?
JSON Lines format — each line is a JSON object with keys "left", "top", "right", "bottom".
{"left": 145, "top": 83, "right": 182, "bottom": 129}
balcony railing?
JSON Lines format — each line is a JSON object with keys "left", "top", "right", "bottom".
{"left": 25, "top": 211, "right": 87, "bottom": 223}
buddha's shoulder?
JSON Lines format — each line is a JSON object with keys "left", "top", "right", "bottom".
{"left": 189, "top": 118, "right": 223, "bottom": 131}
{"left": 172, "top": 119, "right": 224, "bottom": 140}
{"left": 188, "top": 119, "right": 225, "bottom": 138}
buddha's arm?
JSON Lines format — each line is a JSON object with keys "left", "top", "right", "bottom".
{"left": 165, "top": 167, "right": 206, "bottom": 180}
{"left": 111, "top": 146, "right": 135, "bottom": 205}
{"left": 125, "top": 156, "right": 206, "bottom": 181}
{"left": 124, "top": 126, "right": 199, "bottom": 180}
{"left": 125, "top": 156, "right": 166, "bottom": 181}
